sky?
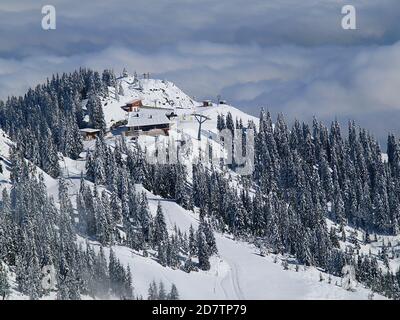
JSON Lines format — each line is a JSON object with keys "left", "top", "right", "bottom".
{"left": 0, "top": 0, "right": 399, "bottom": 143}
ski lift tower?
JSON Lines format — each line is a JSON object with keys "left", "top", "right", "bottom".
{"left": 192, "top": 113, "right": 211, "bottom": 141}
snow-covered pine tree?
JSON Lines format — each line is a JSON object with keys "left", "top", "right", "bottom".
{"left": 168, "top": 284, "right": 179, "bottom": 300}
{"left": 158, "top": 281, "right": 166, "bottom": 300}
{"left": 0, "top": 262, "right": 10, "bottom": 300}
{"left": 86, "top": 94, "right": 106, "bottom": 133}
{"left": 188, "top": 225, "right": 197, "bottom": 257}
{"left": 197, "top": 227, "right": 210, "bottom": 271}
{"left": 153, "top": 202, "right": 168, "bottom": 248}
{"left": 59, "top": 178, "right": 75, "bottom": 221}
{"left": 147, "top": 280, "right": 158, "bottom": 300}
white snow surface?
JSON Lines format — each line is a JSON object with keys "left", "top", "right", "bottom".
{"left": 101, "top": 75, "right": 196, "bottom": 128}
{"left": 0, "top": 78, "right": 388, "bottom": 300}
{"left": 126, "top": 107, "right": 171, "bottom": 127}
{"left": 113, "top": 189, "right": 385, "bottom": 300}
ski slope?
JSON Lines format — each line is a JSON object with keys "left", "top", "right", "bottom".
{"left": 119, "top": 188, "right": 385, "bottom": 300}
{"left": 0, "top": 78, "right": 388, "bottom": 300}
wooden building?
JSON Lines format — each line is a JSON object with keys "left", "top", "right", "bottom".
{"left": 80, "top": 128, "right": 101, "bottom": 141}
{"left": 124, "top": 107, "right": 173, "bottom": 137}
{"left": 202, "top": 100, "right": 213, "bottom": 107}
{"left": 121, "top": 99, "right": 143, "bottom": 112}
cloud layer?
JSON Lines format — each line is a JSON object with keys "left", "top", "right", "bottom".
{"left": 0, "top": 0, "right": 399, "bottom": 142}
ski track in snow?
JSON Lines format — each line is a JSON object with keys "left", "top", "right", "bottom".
{"left": 144, "top": 190, "right": 382, "bottom": 299}
{"left": 0, "top": 80, "right": 388, "bottom": 299}
{"left": 230, "top": 261, "right": 245, "bottom": 299}
{"left": 218, "top": 237, "right": 245, "bottom": 299}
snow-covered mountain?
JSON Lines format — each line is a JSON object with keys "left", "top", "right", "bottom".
{"left": 0, "top": 132, "right": 384, "bottom": 300}
{"left": 99, "top": 74, "right": 197, "bottom": 128}
{"left": 0, "top": 73, "right": 391, "bottom": 300}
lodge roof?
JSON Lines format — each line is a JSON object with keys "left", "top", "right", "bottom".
{"left": 80, "top": 128, "right": 101, "bottom": 133}
{"left": 126, "top": 108, "right": 171, "bottom": 127}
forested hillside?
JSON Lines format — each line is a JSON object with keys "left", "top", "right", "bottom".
{"left": 1, "top": 68, "right": 400, "bottom": 299}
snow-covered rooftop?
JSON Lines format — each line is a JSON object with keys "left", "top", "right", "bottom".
{"left": 101, "top": 74, "right": 197, "bottom": 128}
{"left": 80, "top": 128, "right": 101, "bottom": 133}
{"left": 126, "top": 108, "right": 171, "bottom": 127}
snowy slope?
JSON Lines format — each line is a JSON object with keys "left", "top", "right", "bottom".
{"left": 73, "top": 80, "right": 390, "bottom": 299}
{"left": 0, "top": 129, "right": 12, "bottom": 186}
{"left": 194, "top": 104, "right": 258, "bottom": 133}
{"left": 44, "top": 171, "right": 384, "bottom": 300}
{"left": 112, "top": 188, "right": 385, "bottom": 300}
{"left": 0, "top": 79, "right": 389, "bottom": 300}
{"left": 0, "top": 129, "right": 59, "bottom": 194}
{"left": 39, "top": 157, "right": 385, "bottom": 300}
{"left": 100, "top": 74, "right": 197, "bottom": 128}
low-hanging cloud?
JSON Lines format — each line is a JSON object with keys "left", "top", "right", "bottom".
{"left": 0, "top": 0, "right": 400, "bottom": 142}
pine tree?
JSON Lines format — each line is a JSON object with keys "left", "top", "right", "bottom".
{"left": 183, "top": 256, "right": 195, "bottom": 273}
{"left": 59, "top": 178, "right": 74, "bottom": 220}
{"left": 158, "top": 243, "right": 167, "bottom": 267}
{"left": 188, "top": 225, "right": 197, "bottom": 257}
{"left": 226, "top": 112, "right": 234, "bottom": 135}
{"left": 118, "top": 82, "right": 124, "bottom": 96}
{"left": 175, "top": 164, "right": 193, "bottom": 210}
{"left": 0, "top": 263, "right": 10, "bottom": 300}
{"left": 217, "top": 114, "right": 226, "bottom": 131}
{"left": 153, "top": 202, "right": 168, "bottom": 248}
{"left": 200, "top": 220, "right": 218, "bottom": 255}
{"left": 139, "top": 192, "right": 151, "bottom": 243}
{"left": 168, "top": 284, "right": 179, "bottom": 300}
{"left": 110, "top": 191, "right": 122, "bottom": 226}
{"left": 197, "top": 228, "right": 210, "bottom": 271}
{"left": 124, "top": 265, "right": 133, "bottom": 299}
{"left": 158, "top": 281, "right": 167, "bottom": 300}
{"left": 86, "top": 94, "right": 106, "bottom": 133}
{"left": 96, "top": 191, "right": 113, "bottom": 245}
{"left": 147, "top": 280, "right": 158, "bottom": 300}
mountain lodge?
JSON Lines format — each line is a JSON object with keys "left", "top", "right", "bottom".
{"left": 123, "top": 106, "right": 173, "bottom": 137}
{"left": 121, "top": 99, "right": 143, "bottom": 112}
{"left": 202, "top": 100, "right": 213, "bottom": 107}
